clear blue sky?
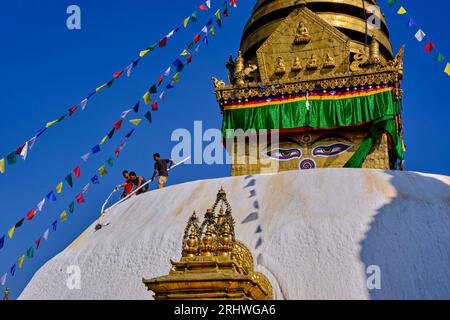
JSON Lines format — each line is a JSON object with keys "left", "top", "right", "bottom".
{"left": 0, "top": 0, "right": 449, "bottom": 299}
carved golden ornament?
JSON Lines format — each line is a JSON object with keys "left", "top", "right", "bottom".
{"left": 306, "top": 54, "right": 318, "bottom": 70}
{"left": 323, "top": 53, "right": 336, "bottom": 69}
{"left": 294, "top": 22, "right": 311, "bottom": 45}
{"left": 291, "top": 57, "right": 302, "bottom": 72}
{"left": 211, "top": 77, "right": 225, "bottom": 89}
{"left": 350, "top": 50, "right": 369, "bottom": 72}
{"left": 274, "top": 56, "right": 286, "bottom": 75}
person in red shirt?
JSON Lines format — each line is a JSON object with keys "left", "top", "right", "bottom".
{"left": 116, "top": 170, "right": 133, "bottom": 199}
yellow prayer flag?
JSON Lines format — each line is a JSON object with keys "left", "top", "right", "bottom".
{"left": 46, "top": 119, "right": 58, "bottom": 128}
{"left": 397, "top": 6, "right": 407, "bottom": 15}
{"left": 100, "top": 135, "right": 108, "bottom": 145}
{"left": 60, "top": 210, "right": 68, "bottom": 222}
{"left": 18, "top": 255, "right": 25, "bottom": 268}
{"left": 210, "top": 26, "right": 215, "bottom": 37}
{"left": 129, "top": 119, "right": 142, "bottom": 126}
{"left": 139, "top": 49, "right": 150, "bottom": 58}
{"left": 181, "top": 49, "right": 190, "bottom": 56}
{"left": 215, "top": 9, "right": 221, "bottom": 20}
{"left": 96, "top": 83, "right": 107, "bottom": 92}
{"left": 184, "top": 17, "right": 190, "bottom": 27}
{"left": 8, "top": 226, "right": 15, "bottom": 239}
{"left": 56, "top": 182, "right": 63, "bottom": 194}
{"left": 143, "top": 91, "right": 152, "bottom": 105}
{"left": 444, "top": 63, "right": 450, "bottom": 76}
{"left": 172, "top": 73, "right": 180, "bottom": 83}
{"left": 0, "top": 158, "right": 4, "bottom": 174}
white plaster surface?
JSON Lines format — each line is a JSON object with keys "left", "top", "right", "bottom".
{"left": 19, "top": 169, "right": 450, "bottom": 300}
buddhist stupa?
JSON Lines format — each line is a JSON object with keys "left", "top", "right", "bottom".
{"left": 213, "top": 0, "right": 405, "bottom": 176}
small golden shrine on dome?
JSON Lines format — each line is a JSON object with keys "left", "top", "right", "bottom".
{"left": 142, "top": 188, "right": 273, "bottom": 300}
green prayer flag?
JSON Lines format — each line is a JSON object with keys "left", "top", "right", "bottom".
{"left": 107, "top": 79, "right": 115, "bottom": 88}
{"left": 27, "top": 247, "right": 34, "bottom": 258}
{"left": 191, "top": 11, "right": 197, "bottom": 22}
{"left": 107, "top": 157, "right": 114, "bottom": 167}
{"left": 188, "top": 42, "right": 194, "bottom": 49}
{"left": 144, "top": 111, "right": 152, "bottom": 123}
{"left": 65, "top": 174, "right": 73, "bottom": 187}
{"left": 7, "top": 152, "right": 16, "bottom": 165}
{"left": 435, "top": 53, "right": 445, "bottom": 62}
{"left": 387, "top": 0, "right": 396, "bottom": 6}
{"left": 69, "top": 201, "right": 75, "bottom": 213}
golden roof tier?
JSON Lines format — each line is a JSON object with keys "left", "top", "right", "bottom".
{"left": 142, "top": 188, "right": 273, "bottom": 300}
{"left": 241, "top": 0, "right": 392, "bottom": 63}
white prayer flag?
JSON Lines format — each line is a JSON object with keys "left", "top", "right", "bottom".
{"left": 20, "top": 141, "right": 29, "bottom": 160}
{"left": 82, "top": 183, "right": 90, "bottom": 194}
{"left": 81, "top": 153, "right": 90, "bottom": 162}
{"left": 164, "top": 66, "right": 171, "bottom": 76}
{"left": 121, "top": 109, "right": 132, "bottom": 119}
{"left": 206, "top": 0, "right": 211, "bottom": 9}
{"left": 125, "top": 63, "right": 133, "bottom": 77}
{"left": 42, "top": 228, "right": 49, "bottom": 241}
{"left": 0, "top": 273, "right": 6, "bottom": 286}
{"left": 37, "top": 198, "right": 46, "bottom": 212}
{"left": 415, "top": 29, "right": 426, "bottom": 42}
{"left": 167, "top": 30, "right": 175, "bottom": 38}
{"left": 28, "top": 136, "right": 37, "bottom": 150}
{"left": 201, "top": 26, "right": 208, "bottom": 34}
{"left": 80, "top": 98, "right": 88, "bottom": 110}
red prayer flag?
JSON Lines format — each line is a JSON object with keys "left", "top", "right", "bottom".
{"left": 74, "top": 165, "right": 81, "bottom": 178}
{"left": 113, "top": 70, "right": 124, "bottom": 78}
{"left": 152, "top": 101, "right": 158, "bottom": 111}
{"left": 115, "top": 147, "right": 121, "bottom": 157}
{"left": 16, "top": 144, "right": 25, "bottom": 155}
{"left": 157, "top": 75, "right": 164, "bottom": 86}
{"left": 76, "top": 193, "right": 84, "bottom": 204}
{"left": 199, "top": 4, "right": 208, "bottom": 11}
{"left": 26, "top": 209, "right": 36, "bottom": 221}
{"left": 35, "top": 237, "right": 41, "bottom": 249}
{"left": 68, "top": 105, "right": 78, "bottom": 116}
{"left": 425, "top": 41, "right": 435, "bottom": 53}
{"left": 194, "top": 34, "right": 201, "bottom": 43}
{"left": 159, "top": 37, "right": 167, "bottom": 48}
{"left": 114, "top": 119, "right": 123, "bottom": 130}
{"left": 186, "top": 54, "right": 193, "bottom": 64}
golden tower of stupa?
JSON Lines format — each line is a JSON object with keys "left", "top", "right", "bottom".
{"left": 213, "top": 0, "right": 405, "bottom": 176}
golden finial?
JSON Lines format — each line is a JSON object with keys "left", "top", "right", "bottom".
{"left": 368, "top": 34, "right": 381, "bottom": 66}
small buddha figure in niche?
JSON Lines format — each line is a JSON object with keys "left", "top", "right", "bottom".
{"left": 291, "top": 57, "right": 302, "bottom": 72}
{"left": 306, "top": 54, "right": 318, "bottom": 70}
{"left": 323, "top": 53, "right": 336, "bottom": 68}
{"left": 275, "top": 56, "right": 286, "bottom": 75}
{"left": 235, "top": 51, "right": 245, "bottom": 75}
{"left": 294, "top": 22, "right": 311, "bottom": 45}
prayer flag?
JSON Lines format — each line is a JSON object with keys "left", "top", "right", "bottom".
{"left": 91, "top": 175, "right": 100, "bottom": 184}
{"left": 35, "top": 237, "right": 41, "bottom": 249}
{"left": 80, "top": 98, "right": 88, "bottom": 110}
{"left": 121, "top": 109, "right": 132, "bottom": 119}
{"left": 144, "top": 111, "right": 152, "bottom": 123}
{"left": 56, "top": 182, "right": 63, "bottom": 193}
{"left": 0, "top": 273, "right": 6, "bottom": 286}
{"left": 407, "top": 18, "right": 415, "bottom": 28}
{"left": 159, "top": 37, "right": 167, "bottom": 48}
{"left": 415, "top": 29, "right": 426, "bottom": 42}
{"left": 91, "top": 144, "right": 101, "bottom": 154}
{"left": 210, "top": 26, "right": 215, "bottom": 36}
{"left": 173, "top": 59, "right": 184, "bottom": 72}
{"left": 143, "top": 91, "right": 152, "bottom": 105}
{"left": 133, "top": 101, "right": 140, "bottom": 113}
{"left": 37, "top": 198, "right": 45, "bottom": 211}
{"left": 76, "top": 192, "right": 85, "bottom": 204}
{"left": 47, "top": 190, "right": 57, "bottom": 201}
{"left": 98, "top": 165, "right": 107, "bottom": 177}
{"left": 64, "top": 172, "right": 73, "bottom": 188}
{"left": 201, "top": 26, "right": 208, "bottom": 34}
{"left": 108, "top": 128, "right": 115, "bottom": 139}
{"left": 425, "top": 41, "right": 435, "bottom": 53}
{"left": 43, "top": 229, "right": 49, "bottom": 241}
{"left": 74, "top": 165, "right": 81, "bottom": 178}
{"left": 114, "top": 119, "right": 123, "bottom": 130}
{"left": 96, "top": 83, "right": 107, "bottom": 92}
{"left": 187, "top": 54, "right": 193, "bottom": 64}
{"left": 139, "top": 49, "right": 150, "bottom": 58}
{"left": 69, "top": 201, "right": 75, "bottom": 213}
{"left": 113, "top": 70, "right": 123, "bottom": 78}
{"left": 164, "top": 67, "right": 171, "bottom": 76}
{"left": 206, "top": 0, "right": 211, "bottom": 9}
{"left": 199, "top": 4, "right": 208, "bottom": 11}
{"left": 28, "top": 136, "right": 37, "bottom": 149}
{"left": 181, "top": 49, "right": 190, "bottom": 56}
{"left": 435, "top": 53, "right": 445, "bottom": 62}
{"left": 10, "top": 265, "right": 16, "bottom": 276}
{"left": 68, "top": 105, "right": 78, "bottom": 116}
{"left": 0, "top": 236, "right": 4, "bottom": 250}
{"left": 81, "top": 153, "right": 90, "bottom": 162}
{"left": 152, "top": 101, "right": 158, "bottom": 111}
{"left": 100, "top": 135, "right": 108, "bottom": 145}
{"left": 19, "top": 142, "right": 29, "bottom": 160}
{"left": 82, "top": 183, "right": 89, "bottom": 194}
{"left": 194, "top": 34, "right": 201, "bottom": 43}
{"left": 107, "top": 157, "right": 114, "bottom": 167}
{"left": 125, "top": 129, "right": 134, "bottom": 139}
{"left": 0, "top": 158, "right": 4, "bottom": 174}
{"left": 397, "top": 6, "right": 407, "bottom": 15}
{"left": 206, "top": 18, "right": 213, "bottom": 27}
{"left": 215, "top": 9, "right": 221, "bottom": 20}
{"left": 60, "top": 210, "right": 68, "bottom": 222}
{"left": 129, "top": 119, "right": 142, "bottom": 126}
{"left": 26, "top": 247, "right": 34, "bottom": 258}
{"left": 159, "top": 91, "right": 165, "bottom": 101}
{"left": 52, "top": 220, "right": 58, "bottom": 231}
{"left": 26, "top": 209, "right": 36, "bottom": 221}
{"left": 15, "top": 218, "right": 24, "bottom": 228}
{"left": 149, "top": 84, "right": 157, "bottom": 94}
{"left": 166, "top": 83, "right": 174, "bottom": 89}
{"left": 8, "top": 226, "right": 15, "bottom": 239}
{"left": 157, "top": 75, "right": 164, "bottom": 86}
{"left": 184, "top": 17, "right": 190, "bottom": 28}
{"left": 107, "top": 79, "right": 114, "bottom": 88}
{"left": 18, "top": 255, "right": 25, "bottom": 268}
{"left": 191, "top": 12, "right": 198, "bottom": 22}
{"left": 387, "top": 0, "right": 396, "bottom": 5}
{"left": 445, "top": 63, "right": 450, "bottom": 76}
{"left": 125, "top": 63, "right": 133, "bottom": 77}
{"left": 46, "top": 119, "right": 58, "bottom": 128}
{"left": 172, "top": 73, "right": 180, "bottom": 83}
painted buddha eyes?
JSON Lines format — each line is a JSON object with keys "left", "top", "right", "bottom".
{"left": 312, "top": 143, "right": 352, "bottom": 157}
{"left": 264, "top": 148, "right": 302, "bottom": 161}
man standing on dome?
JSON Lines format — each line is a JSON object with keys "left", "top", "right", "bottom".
{"left": 150, "top": 153, "right": 173, "bottom": 189}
